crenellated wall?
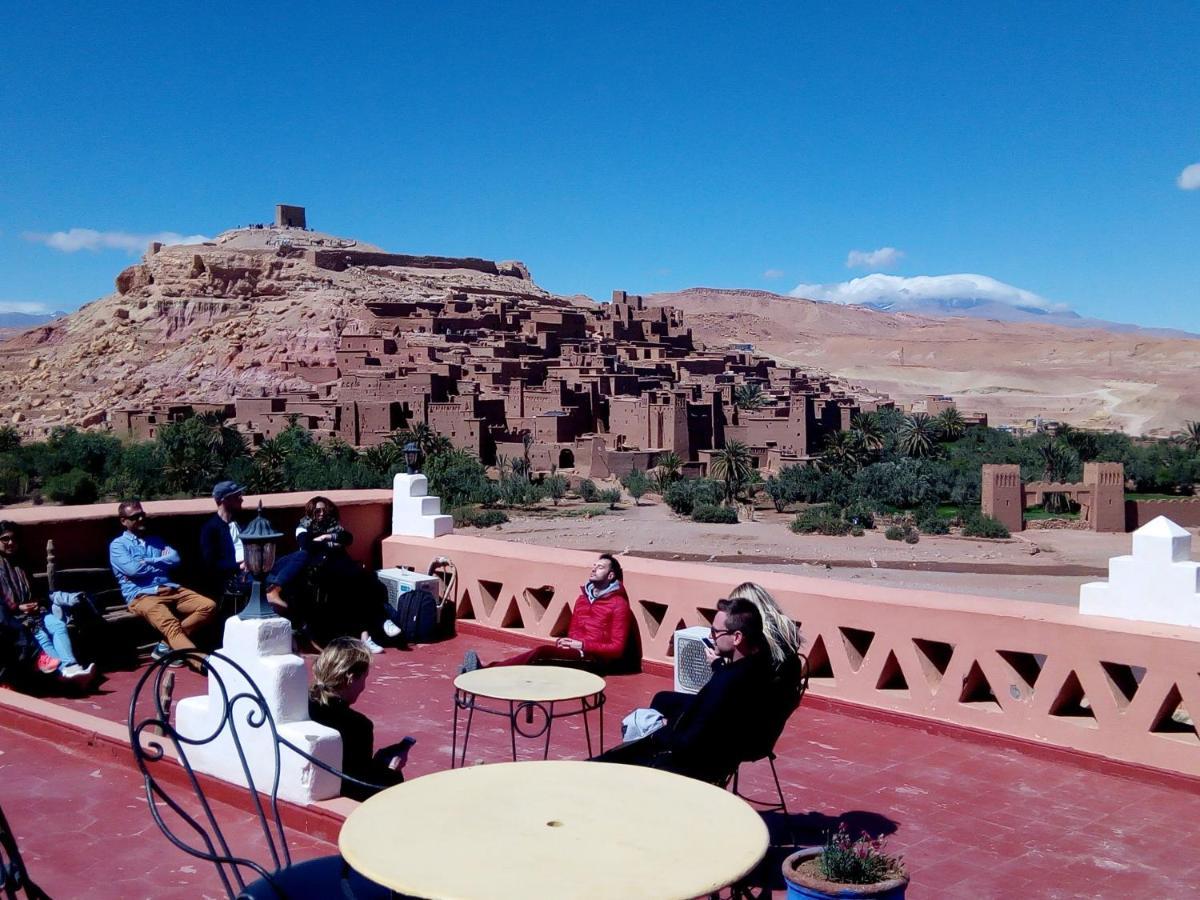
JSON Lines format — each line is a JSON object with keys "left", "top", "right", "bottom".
{"left": 382, "top": 533, "right": 1200, "bottom": 780}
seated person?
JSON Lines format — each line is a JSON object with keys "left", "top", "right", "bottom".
{"left": 728, "top": 581, "right": 802, "bottom": 673}
{"left": 308, "top": 637, "right": 411, "bottom": 801}
{"left": 198, "top": 481, "right": 251, "bottom": 608}
{"left": 265, "top": 496, "right": 399, "bottom": 653}
{"left": 109, "top": 500, "right": 217, "bottom": 668}
{"left": 0, "top": 521, "right": 97, "bottom": 687}
{"left": 459, "top": 553, "right": 634, "bottom": 674}
{"left": 594, "top": 598, "right": 775, "bottom": 784}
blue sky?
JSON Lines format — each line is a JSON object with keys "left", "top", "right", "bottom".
{"left": 2, "top": 2, "right": 1198, "bottom": 330}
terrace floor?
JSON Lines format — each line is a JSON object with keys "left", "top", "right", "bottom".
{"left": 5, "top": 626, "right": 1200, "bottom": 899}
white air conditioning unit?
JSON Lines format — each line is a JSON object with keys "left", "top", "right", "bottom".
{"left": 673, "top": 626, "right": 714, "bottom": 694}
{"left": 376, "top": 567, "right": 441, "bottom": 611}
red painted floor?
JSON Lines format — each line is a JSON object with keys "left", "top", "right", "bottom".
{"left": 8, "top": 627, "right": 1200, "bottom": 899}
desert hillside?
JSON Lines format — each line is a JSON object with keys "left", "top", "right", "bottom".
{"left": 647, "top": 288, "right": 1200, "bottom": 436}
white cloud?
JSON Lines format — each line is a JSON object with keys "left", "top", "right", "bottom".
{"left": 846, "top": 246, "right": 905, "bottom": 269}
{"left": 1178, "top": 162, "right": 1200, "bottom": 190}
{"left": 790, "top": 272, "right": 1069, "bottom": 313}
{"left": 23, "top": 228, "right": 209, "bottom": 254}
{"left": 0, "top": 300, "right": 54, "bottom": 315}
{"left": 762, "top": 268, "right": 785, "bottom": 279}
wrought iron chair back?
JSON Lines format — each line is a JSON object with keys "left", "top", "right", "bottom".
{"left": 127, "top": 648, "right": 387, "bottom": 899}
{"left": 0, "top": 800, "right": 49, "bottom": 900}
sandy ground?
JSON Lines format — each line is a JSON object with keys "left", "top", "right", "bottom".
{"left": 482, "top": 499, "right": 1187, "bottom": 608}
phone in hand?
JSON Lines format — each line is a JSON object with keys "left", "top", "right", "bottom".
{"left": 702, "top": 637, "right": 714, "bottom": 649}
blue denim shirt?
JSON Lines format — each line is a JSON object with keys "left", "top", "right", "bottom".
{"left": 109, "top": 531, "right": 181, "bottom": 604}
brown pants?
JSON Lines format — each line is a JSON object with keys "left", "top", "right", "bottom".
{"left": 130, "top": 587, "right": 218, "bottom": 650}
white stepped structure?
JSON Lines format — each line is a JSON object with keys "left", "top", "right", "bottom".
{"left": 1079, "top": 516, "right": 1200, "bottom": 628}
{"left": 392, "top": 473, "right": 454, "bottom": 538}
{"left": 175, "top": 616, "right": 343, "bottom": 804}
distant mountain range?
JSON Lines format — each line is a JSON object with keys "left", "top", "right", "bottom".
{"left": 0, "top": 311, "right": 63, "bottom": 329}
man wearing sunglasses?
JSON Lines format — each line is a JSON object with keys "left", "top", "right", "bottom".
{"left": 109, "top": 500, "right": 217, "bottom": 665}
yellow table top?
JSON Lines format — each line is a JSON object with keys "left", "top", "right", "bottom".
{"left": 338, "top": 760, "right": 769, "bottom": 900}
{"left": 453, "top": 664, "right": 606, "bottom": 703}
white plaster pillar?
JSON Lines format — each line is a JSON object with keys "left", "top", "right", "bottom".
{"left": 1079, "top": 516, "right": 1200, "bottom": 628}
{"left": 392, "top": 473, "right": 454, "bottom": 538}
{"left": 175, "top": 616, "right": 343, "bottom": 804}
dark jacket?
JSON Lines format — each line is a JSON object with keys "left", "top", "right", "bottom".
{"left": 198, "top": 513, "right": 241, "bottom": 596}
{"left": 657, "top": 650, "right": 776, "bottom": 784}
{"left": 309, "top": 697, "right": 403, "bottom": 801}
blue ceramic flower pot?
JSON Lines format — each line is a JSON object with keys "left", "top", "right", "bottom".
{"left": 782, "top": 848, "right": 909, "bottom": 900}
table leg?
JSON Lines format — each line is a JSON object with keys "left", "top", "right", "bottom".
{"left": 581, "top": 696, "right": 594, "bottom": 758}
{"left": 508, "top": 700, "right": 519, "bottom": 762}
{"left": 458, "top": 694, "right": 477, "bottom": 769}
{"left": 542, "top": 701, "right": 555, "bottom": 760}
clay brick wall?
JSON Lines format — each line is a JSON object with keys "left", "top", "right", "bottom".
{"left": 1126, "top": 499, "right": 1200, "bottom": 530}
{"left": 982, "top": 463, "right": 1024, "bottom": 532}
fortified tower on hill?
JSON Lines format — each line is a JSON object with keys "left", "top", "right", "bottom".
{"left": 275, "top": 204, "right": 306, "bottom": 228}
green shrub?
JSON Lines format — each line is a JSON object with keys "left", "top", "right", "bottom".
{"left": 692, "top": 503, "right": 738, "bottom": 524}
{"left": 424, "top": 448, "right": 498, "bottom": 508}
{"left": 597, "top": 487, "right": 623, "bottom": 509}
{"left": 790, "top": 505, "right": 851, "bottom": 536}
{"left": 844, "top": 502, "right": 875, "bottom": 530}
{"left": 904, "top": 529, "right": 920, "bottom": 544}
{"left": 962, "top": 512, "right": 1011, "bottom": 538}
{"left": 543, "top": 473, "right": 568, "bottom": 505}
{"left": 452, "top": 506, "right": 509, "bottom": 528}
{"left": 499, "top": 476, "right": 545, "bottom": 508}
{"left": 850, "top": 525, "right": 865, "bottom": 537}
{"left": 44, "top": 469, "right": 99, "bottom": 505}
{"left": 622, "top": 468, "right": 650, "bottom": 504}
{"left": 663, "top": 478, "right": 723, "bottom": 516}
{"left": 918, "top": 517, "right": 949, "bottom": 535}
{"left": 884, "top": 524, "right": 906, "bottom": 541}
{"left": 578, "top": 479, "right": 598, "bottom": 502}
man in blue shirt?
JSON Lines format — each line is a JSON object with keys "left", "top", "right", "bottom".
{"left": 109, "top": 499, "right": 217, "bottom": 663}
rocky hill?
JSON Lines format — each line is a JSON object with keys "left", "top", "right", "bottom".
{"left": 0, "top": 226, "right": 554, "bottom": 434}
{"left": 647, "top": 288, "right": 1200, "bottom": 436}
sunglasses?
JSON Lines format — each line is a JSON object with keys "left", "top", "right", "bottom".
{"left": 124, "top": 512, "right": 147, "bottom": 522}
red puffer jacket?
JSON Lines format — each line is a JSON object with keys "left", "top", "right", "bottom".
{"left": 567, "top": 582, "right": 633, "bottom": 663}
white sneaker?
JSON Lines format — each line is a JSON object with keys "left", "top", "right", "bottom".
{"left": 382, "top": 619, "right": 402, "bottom": 639}
{"left": 61, "top": 663, "right": 96, "bottom": 681}
{"left": 360, "top": 633, "right": 385, "bottom": 655}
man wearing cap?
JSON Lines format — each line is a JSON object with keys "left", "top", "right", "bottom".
{"left": 110, "top": 499, "right": 218, "bottom": 663}
{"left": 199, "top": 481, "right": 250, "bottom": 611}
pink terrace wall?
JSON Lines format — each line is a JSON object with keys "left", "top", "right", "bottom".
{"left": 384, "top": 533, "right": 1200, "bottom": 780}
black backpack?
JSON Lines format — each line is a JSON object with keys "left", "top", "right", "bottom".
{"left": 391, "top": 587, "right": 440, "bottom": 644}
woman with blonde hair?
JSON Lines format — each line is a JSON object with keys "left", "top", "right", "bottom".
{"left": 727, "top": 582, "right": 801, "bottom": 669}
{"left": 308, "top": 637, "right": 412, "bottom": 800}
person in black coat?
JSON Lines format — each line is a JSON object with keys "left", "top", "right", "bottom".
{"left": 595, "top": 597, "right": 777, "bottom": 784}
{"left": 197, "top": 481, "right": 250, "bottom": 609}
{"left": 308, "top": 637, "right": 411, "bottom": 801}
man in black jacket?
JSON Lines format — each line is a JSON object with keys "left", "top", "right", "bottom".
{"left": 596, "top": 597, "right": 777, "bottom": 784}
{"left": 197, "top": 481, "right": 249, "bottom": 611}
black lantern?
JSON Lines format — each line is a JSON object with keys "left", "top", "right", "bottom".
{"left": 403, "top": 442, "right": 421, "bottom": 475}
{"left": 238, "top": 501, "right": 284, "bottom": 620}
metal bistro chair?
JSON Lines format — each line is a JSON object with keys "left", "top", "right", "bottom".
{"left": 0, "top": 800, "right": 49, "bottom": 900}
{"left": 127, "top": 649, "right": 391, "bottom": 900}
{"left": 725, "top": 652, "right": 810, "bottom": 825}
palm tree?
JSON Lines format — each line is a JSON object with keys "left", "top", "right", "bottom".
{"left": 1183, "top": 421, "right": 1200, "bottom": 454}
{"left": 933, "top": 407, "right": 966, "bottom": 442}
{"left": 733, "top": 383, "right": 767, "bottom": 411}
{"left": 819, "top": 429, "right": 865, "bottom": 475}
{"left": 850, "top": 411, "right": 885, "bottom": 454}
{"left": 653, "top": 450, "right": 683, "bottom": 493}
{"left": 709, "top": 440, "right": 755, "bottom": 504}
{"left": 898, "top": 414, "right": 937, "bottom": 459}
{"left": 1036, "top": 436, "right": 1080, "bottom": 513}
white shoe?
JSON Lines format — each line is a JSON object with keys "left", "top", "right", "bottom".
{"left": 361, "top": 633, "right": 385, "bottom": 655}
{"left": 382, "top": 619, "right": 402, "bottom": 639}
{"left": 61, "top": 663, "right": 96, "bottom": 681}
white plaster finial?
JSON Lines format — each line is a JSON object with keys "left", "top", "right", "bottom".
{"left": 1080, "top": 517, "right": 1200, "bottom": 628}
{"left": 392, "top": 473, "right": 453, "bottom": 538}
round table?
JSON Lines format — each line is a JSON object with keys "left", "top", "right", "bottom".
{"left": 339, "top": 760, "right": 770, "bottom": 900}
{"left": 451, "top": 666, "right": 606, "bottom": 766}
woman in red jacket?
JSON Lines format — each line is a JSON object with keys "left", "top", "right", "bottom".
{"left": 459, "top": 553, "right": 637, "bottom": 674}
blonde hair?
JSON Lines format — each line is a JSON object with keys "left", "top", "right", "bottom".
{"left": 728, "top": 582, "right": 801, "bottom": 665}
{"left": 309, "top": 637, "right": 372, "bottom": 706}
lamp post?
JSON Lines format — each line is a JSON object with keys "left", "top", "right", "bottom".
{"left": 238, "top": 501, "right": 284, "bottom": 620}
{"left": 403, "top": 442, "right": 421, "bottom": 475}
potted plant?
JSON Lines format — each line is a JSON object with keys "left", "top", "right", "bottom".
{"left": 782, "top": 824, "right": 909, "bottom": 899}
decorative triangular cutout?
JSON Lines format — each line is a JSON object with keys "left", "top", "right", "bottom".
{"left": 665, "top": 619, "right": 689, "bottom": 657}
{"left": 523, "top": 586, "right": 555, "bottom": 624}
{"left": 805, "top": 634, "right": 833, "bottom": 681}
{"left": 875, "top": 650, "right": 909, "bottom": 694}
{"left": 457, "top": 588, "right": 476, "bottom": 620}
{"left": 1048, "top": 670, "right": 1096, "bottom": 724}
{"left": 839, "top": 627, "right": 875, "bottom": 672}
{"left": 998, "top": 650, "right": 1045, "bottom": 696}
{"left": 638, "top": 600, "right": 669, "bottom": 638}
{"left": 1100, "top": 661, "right": 1144, "bottom": 710}
{"left": 1149, "top": 685, "right": 1198, "bottom": 743}
{"left": 913, "top": 638, "right": 954, "bottom": 691}
{"left": 498, "top": 594, "right": 525, "bottom": 629}
{"left": 548, "top": 604, "right": 574, "bottom": 638}
{"left": 697, "top": 606, "right": 718, "bottom": 626}
{"left": 958, "top": 660, "right": 1001, "bottom": 710}
{"left": 478, "top": 579, "right": 503, "bottom": 617}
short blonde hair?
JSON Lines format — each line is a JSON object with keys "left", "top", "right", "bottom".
{"left": 727, "top": 582, "right": 801, "bottom": 666}
{"left": 310, "top": 637, "right": 372, "bottom": 706}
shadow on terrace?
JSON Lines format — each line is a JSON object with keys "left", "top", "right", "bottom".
{"left": 3, "top": 489, "right": 1200, "bottom": 899}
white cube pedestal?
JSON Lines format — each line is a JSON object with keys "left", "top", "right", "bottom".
{"left": 392, "top": 473, "right": 454, "bottom": 538}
